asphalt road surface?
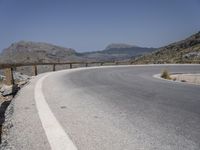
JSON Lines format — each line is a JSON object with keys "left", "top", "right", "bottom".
{"left": 8, "top": 65, "right": 200, "bottom": 150}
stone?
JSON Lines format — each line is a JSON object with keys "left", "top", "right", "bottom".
{"left": 17, "top": 81, "right": 28, "bottom": 88}
{"left": 2, "top": 85, "right": 19, "bottom": 97}
{"left": 0, "top": 85, "right": 11, "bottom": 93}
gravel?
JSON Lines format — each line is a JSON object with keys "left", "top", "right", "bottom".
{"left": 170, "top": 74, "right": 200, "bottom": 85}
{"left": 0, "top": 72, "right": 31, "bottom": 149}
{"left": 0, "top": 98, "right": 14, "bottom": 150}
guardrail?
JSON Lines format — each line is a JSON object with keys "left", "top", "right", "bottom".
{"left": 0, "top": 61, "right": 122, "bottom": 85}
{"left": 1, "top": 60, "right": 199, "bottom": 85}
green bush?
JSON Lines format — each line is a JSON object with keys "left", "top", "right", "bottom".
{"left": 161, "top": 69, "right": 171, "bottom": 80}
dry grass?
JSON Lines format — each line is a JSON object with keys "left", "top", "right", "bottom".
{"left": 161, "top": 69, "right": 171, "bottom": 80}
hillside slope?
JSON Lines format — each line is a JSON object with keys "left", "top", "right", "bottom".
{"left": 79, "top": 44, "right": 156, "bottom": 61}
{"left": 0, "top": 42, "right": 156, "bottom": 63}
{"left": 132, "top": 32, "right": 200, "bottom": 64}
{"left": 0, "top": 41, "right": 83, "bottom": 63}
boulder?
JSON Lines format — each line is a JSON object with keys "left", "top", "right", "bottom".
{"left": 1, "top": 85, "right": 19, "bottom": 97}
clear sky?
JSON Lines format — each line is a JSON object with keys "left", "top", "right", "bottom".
{"left": 0, "top": 0, "right": 200, "bottom": 52}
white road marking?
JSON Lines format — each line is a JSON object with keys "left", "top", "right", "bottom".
{"left": 34, "top": 74, "right": 78, "bottom": 150}
{"left": 33, "top": 64, "right": 200, "bottom": 150}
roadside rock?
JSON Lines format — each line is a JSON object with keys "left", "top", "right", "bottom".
{"left": 13, "top": 72, "right": 30, "bottom": 82}
{"left": 17, "top": 81, "right": 28, "bottom": 88}
{"left": 0, "top": 71, "right": 30, "bottom": 97}
{"left": 0, "top": 85, "right": 12, "bottom": 94}
{"left": 183, "top": 52, "right": 200, "bottom": 59}
{"left": 0, "top": 71, "right": 30, "bottom": 149}
{"left": 1, "top": 85, "right": 19, "bottom": 97}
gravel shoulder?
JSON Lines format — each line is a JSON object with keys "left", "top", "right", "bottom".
{"left": 170, "top": 74, "right": 200, "bottom": 85}
{"left": 0, "top": 72, "right": 31, "bottom": 149}
{"left": 0, "top": 74, "right": 51, "bottom": 150}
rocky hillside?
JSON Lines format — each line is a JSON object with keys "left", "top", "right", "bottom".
{"left": 132, "top": 31, "right": 200, "bottom": 64}
{"left": 0, "top": 41, "right": 83, "bottom": 63}
{"left": 0, "top": 41, "right": 156, "bottom": 63}
{"left": 79, "top": 44, "right": 156, "bottom": 61}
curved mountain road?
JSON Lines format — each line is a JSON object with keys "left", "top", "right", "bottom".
{"left": 8, "top": 65, "right": 200, "bottom": 150}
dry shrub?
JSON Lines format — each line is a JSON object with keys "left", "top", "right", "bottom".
{"left": 161, "top": 69, "right": 171, "bottom": 80}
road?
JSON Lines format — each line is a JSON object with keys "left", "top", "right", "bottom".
{"left": 7, "top": 65, "right": 200, "bottom": 150}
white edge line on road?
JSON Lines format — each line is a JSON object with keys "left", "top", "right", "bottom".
{"left": 34, "top": 73, "right": 78, "bottom": 150}
{"left": 33, "top": 64, "right": 200, "bottom": 150}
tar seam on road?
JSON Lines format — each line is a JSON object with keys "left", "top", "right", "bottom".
{"left": 34, "top": 74, "right": 78, "bottom": 150}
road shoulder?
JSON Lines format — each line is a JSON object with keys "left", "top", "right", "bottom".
{"left": 1, "top": 74, "right": 51, "bottom": 150}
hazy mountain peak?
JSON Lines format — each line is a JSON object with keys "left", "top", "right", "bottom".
{"left": 0, "top": 41, "right": 81, "bottom": 63}
{"left": 8, "top": 41, "right": 76, "bottom": 53}
{"left": 105, "top": 43, "right": 137, "bottom": 50}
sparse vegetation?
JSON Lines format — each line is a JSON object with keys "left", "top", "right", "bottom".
{"left": 161, "top": 70, "right": 171, "bottom": 80}
{"left": 132, "top": 31, "right": 200, "bottom": 64}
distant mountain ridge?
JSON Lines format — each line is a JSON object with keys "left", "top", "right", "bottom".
{"left": 132, "top": 31, "right": 200, "bottom": 64}
{"left": 105, "top": 43, "right": 137, "bottom": 50}
{"left": 1, "top": 32, "right": 200, "bottom": 66}
{"left": 79, "top": 44, "right": 156, "bottom": 61}
{"left": 0, "top": 41, "right": 156, "bottom": 63}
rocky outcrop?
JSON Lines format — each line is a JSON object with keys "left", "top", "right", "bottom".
{"left": 132, "top": 31, "right": 200, "bottom": 64}
{"left": 0, "top": 71, "right": 30, "bottom": 97}
{"left": 0, "top": 41, "right": 83, "bottom": 64}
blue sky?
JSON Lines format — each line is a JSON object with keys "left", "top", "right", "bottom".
{"left": 0, "top": 0, "right": 200, "bottom": 52}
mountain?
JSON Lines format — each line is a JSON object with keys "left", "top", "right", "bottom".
{"left": 1, "top": 32, "right": 200, "bottom": 65}
{"left": 0, "top": 41, "right": 83, "bottom": 63}
{"left": 132, "top": 31, "right": 200, "bottom": 64}
{"left": 79, "top": 44, "right": 156, "bottom": 61}
{"left": 0, "top": 41, "right": 156, "bottom": 64}
{"left": 105, "top": 43, "right": 137, "bottom": 50}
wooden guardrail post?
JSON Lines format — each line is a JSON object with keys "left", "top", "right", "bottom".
{"left": 53, "top": 64, "right": 56, "bottom": 71}
{"left": 69, "top": 63, "right": 72, "bottom": 69}
{"left": 4, "top": 68, "right": 14, "bottom": 85}
{"left": 33, "top": 65, "right": 38, "bottom": 76}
